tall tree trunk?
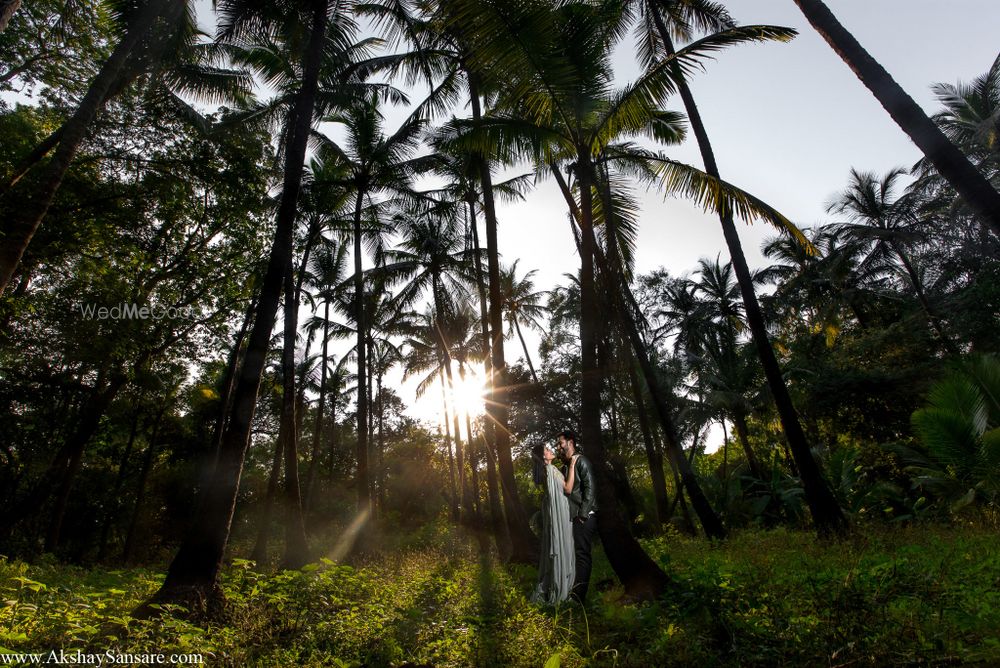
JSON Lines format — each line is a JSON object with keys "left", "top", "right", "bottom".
{"left": 467, "top": 198, "right": 511, "bottom": 557}
{"left": 552, "top": 162, "right": 724, "bottom": 541}
{"left": 513, "top": 317, "right": 539, "bottom": 383}
{"left": 439, "top": 368, "right": 459, "bottom": 521}
{"left": 304, "top": 299, "right": 331, "bottom": 512}
{"left": 0, "top": 0, "right": 185, "bottom": 296}
{"left": 652, "top": 9, "right": 847, "bottom": 536}
{"left": 122, "top": 403, "right": 169, "bottom": 564}
{"left": 575, "top": 151, "right": 671, "bottom": 599}
{"left": 789, "top": 0, "right": 1000, "bottom": 238}
{"left": 145, "top": 0, "right": 330, "bottom": 609}
{"left": 891, "top": 242, "right": 957, "bottom": 354}
{"left": 376, "top": 373, "right": 386, "bottom": 517}
{"left": 280, "top": 234, "right": 308, "bottom": 569}
{"left": 250, "top": 433, "right": 284, "bottom": 566}
{"left": 211, "top": 294, "right": 258, "bottom": 461}
{"left": 352, "top": 190, "right": 370, "bottom": 515}
{"left": 732, "top": 413, "right": 764, "bottom": 480}
{"left": 468, "top": 78, "right": 534, "bottom": 562}
{"left": 625, "top": 356, "right": 669, "bottom": 528}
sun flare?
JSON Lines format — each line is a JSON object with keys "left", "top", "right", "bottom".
{"left": 449, "top": 368, "right": 487, "bottom": 421}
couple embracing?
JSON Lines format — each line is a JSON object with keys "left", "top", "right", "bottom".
{"left": 530, "top": 430, "right": 598, "bottom": 606}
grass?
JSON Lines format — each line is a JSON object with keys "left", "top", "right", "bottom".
{"left": 2, "top": 521, "right": 999, "bottom": 666}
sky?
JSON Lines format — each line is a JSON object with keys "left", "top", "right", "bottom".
{"left": 397, "top": 1, "right": 1000, "bottom": 439}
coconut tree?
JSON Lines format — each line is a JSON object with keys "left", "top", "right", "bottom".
{"left": 829, "top": 168, "right": 957, "bottom": 354}
{"left": 315, "top": 97, "right": 430, "bottom": 512}
{"left": 788, "top": 0, "right": 1000, "bottom": 239}
{"left": 145, "top": 0, "right": 335, "bottom": 609}
{"left": 498, "top": 260, "right": 548, "bottom": 384}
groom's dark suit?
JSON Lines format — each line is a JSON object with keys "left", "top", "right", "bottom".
{"left": 565, "top": 454, "right": 598, "bottom": 604}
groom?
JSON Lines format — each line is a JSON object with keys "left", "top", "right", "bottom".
{"left": 558, "top": 429, "right": 598, "bottom": 604}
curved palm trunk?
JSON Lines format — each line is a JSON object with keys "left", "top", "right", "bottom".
{"left": 652, "top": 9, "right": 847, "bottom": 536}
{"left": 468, "top": 199, "right": 512, "bottom": 557}
{"left": 468, "top": 79, "right": 534, "bottom": 562}
{"left": 890, "top": 242, "right": 958, "bottom": 354}
{"left": 145, "top": 0, "right": 330, "bottom": 609}
{"left": 210, "top": 294, "right": 257, "bottom": 461}
{"left": 732, "top": 413, "right": 764, "bottom": 480}
{"left": 0, "top": 0, "right": 185, "bottom": 297}
{"left": 789, "top": 0, "right": 1000, "bottom": 238}
{"left": 576, "top": 152, "right": 672, "bottom": 598}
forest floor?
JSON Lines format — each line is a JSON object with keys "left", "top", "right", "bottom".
{"left": 2, "top": 521, "right": 999, "bottom": 667}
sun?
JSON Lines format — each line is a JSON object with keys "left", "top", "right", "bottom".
{"left": 450, "top": 367, "right": 488, "bottom": 421}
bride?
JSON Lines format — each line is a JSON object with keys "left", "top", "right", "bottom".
{"left": 530, "top": 442, "right": 575, "bottom": 604}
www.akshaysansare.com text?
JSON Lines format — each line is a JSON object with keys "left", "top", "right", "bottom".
{"left": 0, "top": 651, "right": 203, "bottom": 665}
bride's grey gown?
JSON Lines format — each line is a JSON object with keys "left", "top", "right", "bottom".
{"left": 531, "top": 463, "right": 575, "bottom": 604}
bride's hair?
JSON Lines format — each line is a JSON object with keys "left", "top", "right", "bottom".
{"left": 531, "top": 443, "right": 549, "bottom": 486}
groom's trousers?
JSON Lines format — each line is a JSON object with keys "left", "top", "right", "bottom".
{"left": 571, "top": 513, "right": 598, "bottom": 603}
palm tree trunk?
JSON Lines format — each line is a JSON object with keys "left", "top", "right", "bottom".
{"left": 625, "top": 356, "right": 669, "bottom": 528}
{"left": 0, "top": 0, "right": 184, "bottom": 296}
{"left": 144, "top": 0, "right": 330, "bottom": 609}
{"left": 652, "top": 9, "right": 847, "bottom": 536}
{"left": 304, "top": 299, "right": 330, "bottom": 512}
{"left": 440, "top": 368, "right": 459, "bottom": 521}
{"left": 733, "top": 413, "right": 764, "bottom": 480}
{"left": 576, "top": 152, "right": 671, "bottom": 599}
{"left": 513, "top": 317, "right": 539, "bottom": 383}
{"left": 789, "top": 0, "right": 1000, "bottom": 238}
{"left": 352, "top": 190, "right": 370, "bottom": 515}
{"left": 891, "top": 242, "right": 958, "bottom": 354}
{"left": 251, "top": 433, "right": 284, "bottom": 566}
{"left": 467, "top": 198, "right": 512, "bottom": 557}
{"left": 280, "top": 237, "right": 308, "bottom": 569}
{"left": 468, "top": 78, "right": 534, "bottom": 562}
{"left": 552, "top": 162, "right": 725, "bottom": 541}
{"left": 210, "top": 294, "right": 257, "bottom": 462}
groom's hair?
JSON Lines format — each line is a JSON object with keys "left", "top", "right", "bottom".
{"left": 559, "top": 429, "right": 577, "bottom": 445}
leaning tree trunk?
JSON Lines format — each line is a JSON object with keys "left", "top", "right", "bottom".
{"left": 0, "top": 0, "right": 185, "bottom": 297}
{"left": 789, "top": 0, "right": 1000, "bottom": 238}
{"left": 210, "top": 293, "right": 258, "bottom": 461}
{"left": 575, "top": 152, "right": 671, "bottom": 599}
{"left": 143, "top": 0, "right": 330, "bottom": 610}
{"left": 513, "top": 317, "right": 539, "bottom": 384}
{"left": 652, "top": 8, "right": 847, "bottom": 536}
{"left": 552, "top": 162, "right": 725, "bottom": 541}
{"left": 468, "top": 80, "right": 534, "bottom": 563}
{"left": 439, "top": 368, "right": 460, "bottom": 521}
{"left": 467, "top": 198, "right": 512, "bottom": 558}
{"left": 625, "top": 356, "right": 669, "bottom": 528}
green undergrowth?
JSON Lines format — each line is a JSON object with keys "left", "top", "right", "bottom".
{"left": 2, "top": 522, "right": 999, "bottom": 666}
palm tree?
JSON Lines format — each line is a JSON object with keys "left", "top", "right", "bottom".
{"left": 317, "top": 96, "right": 429, "bottom": 513}
{"left": 146, "top": 0, "right": 334, "bottom": 609}
{"left": 788, "top": 0, "right": 1000, "bottom": 239}
{"left": 829, "top": 168, "right": 957, "bottom": 353}
{"left": 634, "top": 0, "right": 846, "bottom": 535}
{"left": 499, "top": 260, "right": 548, "bottom": 384}
{"left": 930, "top": 52, "right": 1000, "bottom": 172}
